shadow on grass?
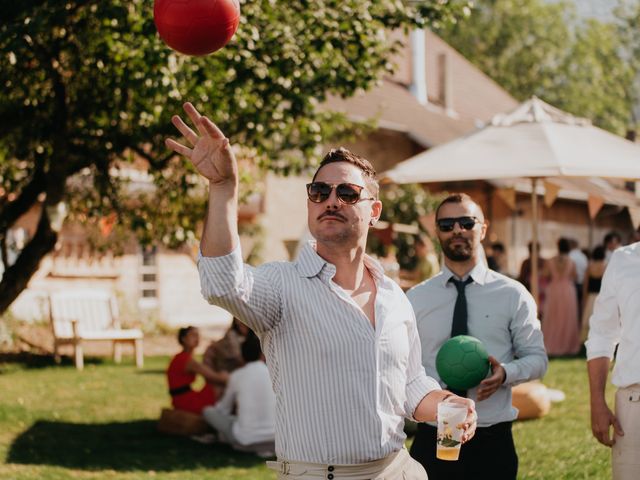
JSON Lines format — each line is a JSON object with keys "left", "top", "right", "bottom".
{"left": 136, "top": 369, "right": 166, "bottom": 375}
{"left": 0, "top": 352, "right": 105, "bottom": 370}
{"left": 7, "top": 420, "right": 264, "bottom": 471}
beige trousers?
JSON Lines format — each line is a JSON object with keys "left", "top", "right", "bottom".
{"left": 613, "top": 384, "right": 640, "bottom": 480}
{"left": 266, "top": 447, "right": 427, "bottom": 479}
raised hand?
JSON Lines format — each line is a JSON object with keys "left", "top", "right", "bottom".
{"left": 165, "top": 102, "right": 238, "bottom": 186}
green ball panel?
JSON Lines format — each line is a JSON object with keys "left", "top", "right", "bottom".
{"left": 436, "top": 335, "right": 490, "bottom": 390}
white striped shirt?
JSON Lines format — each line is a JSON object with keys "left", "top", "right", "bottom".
{"left": 198, "top": 241, "right": 440, "bottom": 464}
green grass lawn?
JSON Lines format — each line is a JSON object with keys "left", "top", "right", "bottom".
{"left": 0, "top": 355, "right": 613, "bottom": 479}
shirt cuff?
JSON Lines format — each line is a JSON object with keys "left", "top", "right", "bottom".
{"left": 406, "top": 375, "right": 441, "bottom": 420}
{"left": 585, "top": 339, "right": 617, "bottom": 361}
{"left": 197, "top": 245, "right": 244, "bottom": 297}
{"left": 502, "top": 362, "right": 515, "bottom": 385}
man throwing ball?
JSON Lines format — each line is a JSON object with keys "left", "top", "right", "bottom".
{"left": 166, "top": 103, "right": 476, "bottom": 479}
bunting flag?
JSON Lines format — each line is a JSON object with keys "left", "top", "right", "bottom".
{"left": 496, "top": 187, "right": 517, "bottom": 211}
{"left": 418, "top": 213, "right": 437, "bottom": 237}
{"left": 543, "top": 181, "right": 560, "bottom": 208}
{"left": 587, "top": 195, "right": 605, "bottom": 220}
{"left": 627, "top": 206, "right": 640, "bottom": 229}
{"left": 98, "top": 212, "right": 117, "bottom": 237}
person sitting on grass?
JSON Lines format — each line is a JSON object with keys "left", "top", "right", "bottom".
{"left": 203, "top": 332, "right": 276, "bottom": 458}
{"left": 166, "top": 326, "right": 229, "bottom": 415}
{"left": 203, "top": 317, "right": 250, "bottom": 374}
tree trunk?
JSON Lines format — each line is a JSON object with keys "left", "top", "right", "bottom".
{"left": 0, "top": 209, "right": 57, "bottom": 315}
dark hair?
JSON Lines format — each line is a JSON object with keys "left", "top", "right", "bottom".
{"left": 592, "top": 245, "right": 606, "bottom": 261}
{"left": 312, "top": 147, "right": 379, "bottom": 198}
{"left": 241, "top": 332, "right": 262, "bottom": 363}
{"left": 177, "top": 326, "right": 196, "bottom": 346}
{"left": 604, "top": 231, "right": 621, "bottom": 246}
{"left": 230, "top": 317, "right": 244, "bottom": 334}
{"left": 527, "top": 241, "right": 541, "bottom": 254}
{"left": 558, "top": 237, "right": 571, "bottom": 254}
{"left": 491, "top": 242, "right": 505, "bottom": 253}
{"left": 435, "top": 193, "right": 483, "bottom": 220}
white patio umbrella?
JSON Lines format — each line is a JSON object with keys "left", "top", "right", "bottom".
{"left": 382, "top": 97, "right": 640, "bottom": 303}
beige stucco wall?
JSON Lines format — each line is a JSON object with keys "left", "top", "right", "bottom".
{"left": 260, "top": 171, "right": 311, "bottom": 262}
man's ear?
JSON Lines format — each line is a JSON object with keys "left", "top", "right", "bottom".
{"left": 370, "top": 199, "right": 382, "bottom": 225}
{"left": 480, "top": 220, "right": 488, "bottom": 242}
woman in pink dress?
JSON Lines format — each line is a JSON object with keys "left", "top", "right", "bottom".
{"left": 542, "top": 237, "right": 581, "bottom": 356}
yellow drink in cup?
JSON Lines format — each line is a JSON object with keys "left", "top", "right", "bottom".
{"left": 436, "top": 402, "right": 468, "bottom": 461}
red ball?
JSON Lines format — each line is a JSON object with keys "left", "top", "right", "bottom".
{"left": 154, "top": 0, "right": 240, "bottom": 56}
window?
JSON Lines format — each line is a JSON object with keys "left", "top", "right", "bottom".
{"left": 139, "top": 245, "right": 158, "bottom": 308}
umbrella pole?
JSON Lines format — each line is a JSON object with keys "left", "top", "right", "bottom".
{"left": 530, "top": 178, "right": 539, "bottom": 307}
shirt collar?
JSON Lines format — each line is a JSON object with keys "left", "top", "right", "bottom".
{"left": 440, "top": 260, "right": 489, "bottom": 287}
{"left": 294, "top": 241, "right": 385, "bottom": 282}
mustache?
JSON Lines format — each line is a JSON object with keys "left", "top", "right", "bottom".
{"left": 318, "top": 211, "right": 347, "bottom": 221}
{"left": 446, "top": 235, "right": 470, "bottom": 244}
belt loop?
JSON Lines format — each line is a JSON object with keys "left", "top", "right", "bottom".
{"left": 281, "top": 461, "right": 290, "bottom": 474}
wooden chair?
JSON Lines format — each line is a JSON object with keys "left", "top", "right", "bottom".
{"left": 48, "top": 289, "right": 144, "bottom": 370}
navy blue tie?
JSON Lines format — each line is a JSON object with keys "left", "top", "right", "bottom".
{"left": 448, "top": 276, "right": 473, "bottom": 397}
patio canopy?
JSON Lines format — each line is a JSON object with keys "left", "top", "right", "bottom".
{"left": 382, "top": 97, "right": 640, "bottom": 303}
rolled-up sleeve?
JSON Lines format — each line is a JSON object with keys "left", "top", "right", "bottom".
{"left": 502, "top": 287, "right": 548, "bottom": 386}
{"left": 405, "top": 312, "right": 441, "bottom": 420}
{"left": 585, "top": 254, "right": 621, "bottom": 360}
{"left": 198, "top": 245, "right": 283, "bottom": 334}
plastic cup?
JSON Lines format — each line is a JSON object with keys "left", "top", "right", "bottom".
{"left": 436, "top": 402, "right": 468, "bottom": 461}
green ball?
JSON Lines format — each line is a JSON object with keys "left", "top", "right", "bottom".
{"left": 436, "top": 335, "right": 490, "bottom": 390}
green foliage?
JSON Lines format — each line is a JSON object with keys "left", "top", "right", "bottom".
{"left": 615, "top": 0, "right": 640, "bottom": 127}
{"left": 0, "top": 0, "right": 471, "bottom": 310}
{"left": 436, "top": 0, "right": 636, "bottom": 135}
{"left": 368, "top": 184, "right": 444, "bottom": 269}
{"left": 0, "top": 0, "right": 470, "bottom": 252}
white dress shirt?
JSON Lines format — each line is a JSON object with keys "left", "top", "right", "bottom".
{"left": 198, "top": 241, "right": 440, "bottom": 464}
{"left": 407, "top": 262, "right": 548, "bottom": 427}
{"left": 210, "top": 360, "right": 276, "bottom": 445}
{"left": 569, "top": 248, "right": 588, "bottom": 284}
{"left": 586, "top": 242, "right": 640, "bottom": 387}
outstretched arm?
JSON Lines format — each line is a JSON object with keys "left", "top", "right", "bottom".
{"left": 165, "top": 102, "right": 238, "bottom": 257}
{"left": 414, "top": 391, "right": 477, "bottom": 444}
{"left": 186, "top": 357, "right": 229, "bottom": 386}
{"left": 167, "top": 103, "right": 283, "bottom": 334}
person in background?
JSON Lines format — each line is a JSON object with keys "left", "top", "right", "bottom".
{"left": 408, "top": 235, "right": 440, "bottom": 284}
{"left": 166, "top": 326, "right": 229, "bottom": 415}
{"left": 580, "top": 246, "right": 606, "bottom": 343}
{"left": 203, "top": 333, "right": 277, "bottom": 458}
{"left": 486, "top": 241, "right": 506, "bottom": 274}
{"left": 203, "top": 317, "right": 250, "bottom": 373}
{"left": 568, "top": 238, "right": 588, "bottom": 316}
{"left": 542, "top": 237, "right": 581, "bottom": 356}
{"left": 603, "top": 231, "right": 622, "bottom": 263}
{"left": 408, "top": 193, "right": 547, "bottom": 480}
{"left": 586, "top": 241, "right": 640, "bottom": 480}
{"left": 518, "top": 241, "right": 549, "bottom": 316}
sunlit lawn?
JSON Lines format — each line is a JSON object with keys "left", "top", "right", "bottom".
{"left": 0, "top": 354, "right": 613, "bottom": 479}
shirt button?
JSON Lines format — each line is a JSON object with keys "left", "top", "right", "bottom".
{"left": 327, "top": 474, "right": 334, "bottom": 480}
{"left": 328, "top": 466, "right": 334, "bottom": 472}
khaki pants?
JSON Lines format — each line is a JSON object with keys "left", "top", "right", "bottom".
{"left": 266, "top": 448, "right": 427, "bottom": 479}
{"left": 613, "top": 384, "right": 640, "bottom": 480}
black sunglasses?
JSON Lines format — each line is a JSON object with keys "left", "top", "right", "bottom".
{"left": 306, "top": 182, "right": 374, "bottom": 205}
{"left": 436, "top": 216, "right": 481, "bottom": 232}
